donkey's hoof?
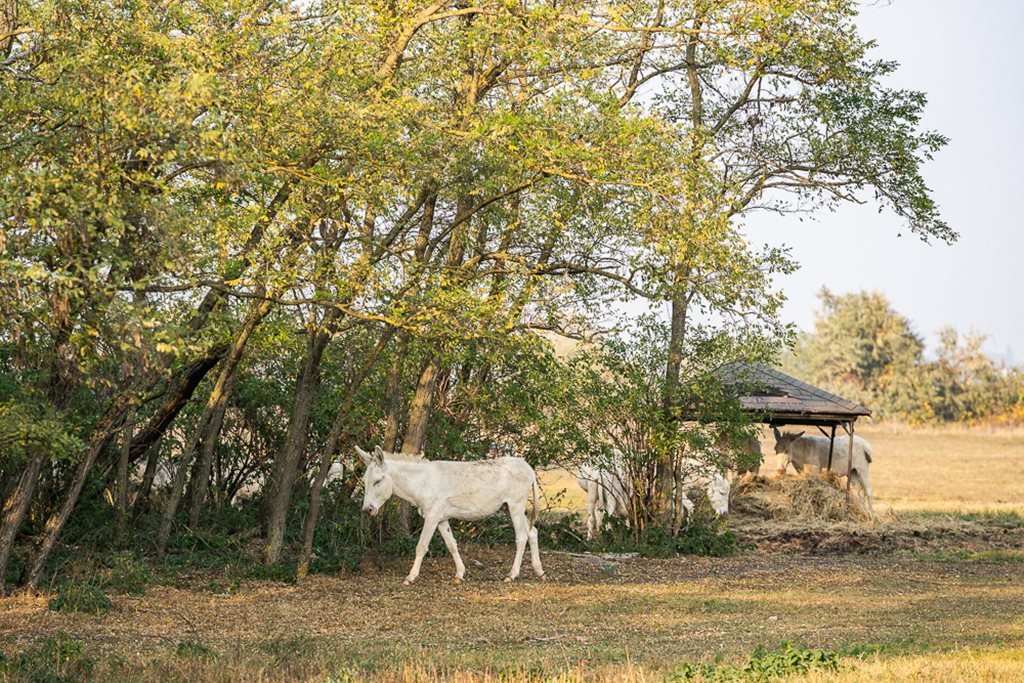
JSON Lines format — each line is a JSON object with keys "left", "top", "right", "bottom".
{"left": 503, "top": 575, "right": 514, "bottom": 583}
{"left": 453, "top": 576, "right": 463, "bottom": 585}
{"left": 538, "top": 572, "right": 547, "bottom": 581}
{"left": 403, "top": 579, "right": 414, "bottom": 586}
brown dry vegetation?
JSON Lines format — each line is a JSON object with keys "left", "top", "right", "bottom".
{"left": 2, "top": 426, "right": 1023, "bottom": 681}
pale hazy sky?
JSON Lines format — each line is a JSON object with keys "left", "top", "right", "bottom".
{"left": 746, "top": 0, "right": 1024, "bottom": 363}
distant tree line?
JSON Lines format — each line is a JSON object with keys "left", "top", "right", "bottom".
{"left": 784, "top": 290, "right": 1024, "bottom": 425}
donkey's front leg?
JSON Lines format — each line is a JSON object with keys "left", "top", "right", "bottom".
{"left": 437, "top": 520, "right": 466, "bottom": 583}
{"left": 405, "top": 516, "right": 440, "bottom": 586}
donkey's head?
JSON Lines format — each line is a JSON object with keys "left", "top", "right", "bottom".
{"left": 708, "top": 474, "right": 731, "bottom": 517}
{"left": 356, "top": 445, "right": 392, "bottom": 517}
{"left": 772, "top": 427, "right": 805, "bottom": 474}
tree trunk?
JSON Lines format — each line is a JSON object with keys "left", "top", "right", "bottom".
{"left": 263, "top": 309, "right": 340, "bottom": 565}
{"left": 395, "top": 356, "right": 443, "bottom": 535}
{"left": 296, "top": 432, "right": 343, "bottom": 581}
{"left": 186, "top": 380, "right": 233, "bottom": 527}
{"left": 294, "top": 324, "right": 402, "bottom": 581}
{"left": 131, "top": 436, "right": 163, "bottom": 514}
{"left": 659, "top": 291, "right": 689, "bottom": 511}
{"left": 0, "top": 451, "right": 46, "bottom": 594}
{"left": 127, "top": 344, "right": 228, "bottom": 462}
{"left": 401, "top": 357, "right": 441, "bottom": 455}
{"left": 116, "top": 409, "right": 133, "bottom": 537}
{"left": 1, "top": 0, "right": 17, "bottom": 60}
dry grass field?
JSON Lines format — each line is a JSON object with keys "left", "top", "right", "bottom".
{"left": 539, "top": 423, "right": 1024, "bottom": 515}
{"left": 2, "top": 425, "right": 1023, "bottom": 682}
{"left": 838, "top": 424, "right": 1024, "bottom": 514}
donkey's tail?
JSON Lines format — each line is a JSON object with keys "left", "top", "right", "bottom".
{"left": 863, "top": 440, "right": 873, "bottom": 464}
{"left": 530, "top": 478, "right": 540, "bottom": 528}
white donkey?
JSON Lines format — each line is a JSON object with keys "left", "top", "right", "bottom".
{"left": 772, "top": 427, "right": 874, "bottom": 512}
{"left": 357, "top": 446, "right": 545, "bottom": 585}
{"left": 678, "top": 458, "right": 731, "bottom": 518}
{"left": 577, "top": 459, "right": 632, "bottom": 540}
{"left": 578, "top": 455, "right": 730, "bottom": 537}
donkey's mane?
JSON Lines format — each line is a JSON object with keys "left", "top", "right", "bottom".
{"left": 382, "top": 450, "right": 427, "bottom": 463}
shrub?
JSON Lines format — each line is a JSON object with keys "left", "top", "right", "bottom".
{"left": 585, "top": 514, "right": 741, "bottom": 559}
{"left": 47, "top": 583, "right": 112, "bottom": 614}
{"left": 107, "top": 553, "right": 149, "bottom": 595}
{"left": 175, "top": 640, "right": 218, "bottom": 660}
{"left": 0, "top": 634, "right": 96, "bottom": 682}
{"left": 666, "top": 643, "right": 842, "bottom": 682}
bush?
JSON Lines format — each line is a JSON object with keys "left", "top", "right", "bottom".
{"left": 47, "top": 583, "right": 112, "bottom": 614}
{"left": 584, "top": 514, "right": 741, "bottom": 559}
{"left": 0, "top": 634, "right": 96, "bottom": 682}
{"left": 107, "top": 553, "right": 149, "bottom": 595}
{"left": 175, "top": 640, "right": 218, "bottom": 660}
{"left": 666, "top": 643, "right": 842, "bottom": 682}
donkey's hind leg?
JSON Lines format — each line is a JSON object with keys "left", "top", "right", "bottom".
{"left": 527, "top": 523, "right": 545, "bottom": 579}
{"left": 505, "top": 503, "right": 529, "bottom": 582}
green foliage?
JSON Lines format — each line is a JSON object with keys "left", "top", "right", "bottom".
{"left": 0, "top": 398, "right": 84, "bottom": 468}
{"left": 47, "top": 583, "right": 112, "bottom": 615}
{"left": 949, "top": 511, "right": 1024, "bottom": 528}
{"left": 666, "top": 643, "right": 842, "bottom": 682}
{"left": 536, "top": 317, "right": 770, "bottom": 529}
{"left": 783, "top": 288, "right": 928, "bottom": 419}
{"left": 0, "top": 635, "right": 96, "bottom": 683}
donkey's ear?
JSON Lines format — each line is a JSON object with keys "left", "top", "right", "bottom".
{"left": 355, "top": 446, "right": 372, "bottom": 466}
{"left": 373, "top": 445, "right": 386, "bottom": 465}
{"left": 772, "top": 426, "right": 781, "bottom": 440}
{"left": 795, "top": 431, "right": 805, "bottom": 439}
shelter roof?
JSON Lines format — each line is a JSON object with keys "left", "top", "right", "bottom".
{"left": 715, "top": 361, "right": 872, "bottom": 426}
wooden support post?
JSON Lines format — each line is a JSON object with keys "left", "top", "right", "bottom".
{"left": 826, "top": 424, "right": 837, "bottom": 471}
{"left": 843, "top": 421, "right": 855, "bottom": 501}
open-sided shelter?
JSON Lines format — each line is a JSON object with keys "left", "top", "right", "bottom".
{"left": 716, "top": 361, "right": 872, "bottom": 499}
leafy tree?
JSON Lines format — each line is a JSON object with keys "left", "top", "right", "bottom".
{"left": 928, "top": 328, "right": 1024, "bottom": 423}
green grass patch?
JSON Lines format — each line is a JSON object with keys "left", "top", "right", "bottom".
{"left": 836, "top": 637, "right": 935, "bottom": 659}
{"left": 903, "top": 510, "right": 1024, "bottom": 528}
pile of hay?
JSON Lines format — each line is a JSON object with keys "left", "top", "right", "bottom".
{"left": 731, "top": 472, "right": 872, "bottom": 523}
